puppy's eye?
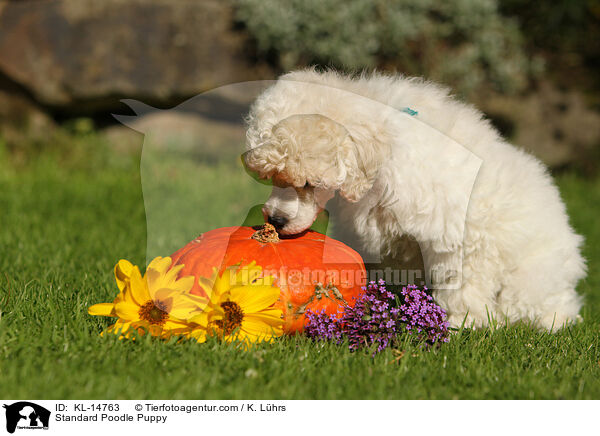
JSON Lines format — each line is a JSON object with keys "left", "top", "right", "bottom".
{"left": 304, "top": 181, "right": 311, "bottom": 188}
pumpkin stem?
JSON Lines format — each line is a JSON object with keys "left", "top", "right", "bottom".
{"left": 251, "top": 223, "right": 280, "bottom": 243}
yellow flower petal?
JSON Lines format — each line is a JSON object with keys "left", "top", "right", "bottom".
{"left": 188, "top": 312, "right": 209, "bottom": 327}
{"left": 103, "top": 321, "right": 133, "bottom": 338}
{"left": 248, "top": 308, "right": 283, "bottom": 318}
{"left": 214, "top": 267, "right": 235, "bottom": 296}
{"left": 244, "top": 311, "right": 284, "bottom": 328}
{"left": 114, "top": 259, "right": 134, "bottom": 292}
{"left": 146, "top": 257, "right": 190, "bottom": 293}
{"left": 169, "top": 295, "right": 208, "bottom": 320}
{"left": 114, "top": 301, "right": 141, "bottom": 321}
{"left": 128, "top": 266, "right": 151, "bottom": 306}
{"left": 189, "top": 327, "right": 208, "bottom": 343}
{"left": 242, "top": 330, "right": 274, "bottom": 344}
{"left": 230, "top": 285, "right": 280, "bottom": 313}
{"left": 169, "top": 275, "right": 195, "bottom": 294}
{"left": 233, "top": 263, "right": 275, "bottom": 287}
{"left": 252, "top": 275, "right": 275, "bottom": 287}
{"left": 222, "top": 328, "right": 247, "bottom": 343}
{"left": 88, "top": 303, "right": 116, "bottom": 317}
{"left": 242, "top": 317, "right": 283, "bottom": 336}
{"left": 147, "top": 256, "right": 172, "bottom": 275}
{"left": 162, "top": 318, "right": 189, "bottom": 330}
{"left": 159, "top": 264, "right": 187, "bottom": 288}
{"left": 198, "top": 276, "right": 215, "bottom": 300}
{"left": 232, "top": 261, "right": 259, "bottom": 285}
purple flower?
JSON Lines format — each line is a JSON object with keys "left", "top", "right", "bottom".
{"left": 305, "top": 280, "right": 450, "bottom": 354}
{"left": 304, "top": 310, "right": 342, "bottom": 342}
{"left": 399, "top": 284, "right": 450, "bottom": 344}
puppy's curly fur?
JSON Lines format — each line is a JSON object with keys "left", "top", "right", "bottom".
{"left": 244, "top": 69, "right": 586, "bottom": 330}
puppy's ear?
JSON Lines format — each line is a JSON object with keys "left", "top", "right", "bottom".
{"left": 339, "top": 132, "right": 389, "bottom": 202}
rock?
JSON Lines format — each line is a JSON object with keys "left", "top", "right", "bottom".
{"left": 0, "top": 75, "right": 55, "bottom": 147}
{"left": 102, "top": 80, "right": 274, "bottom": 159}
{"left": 0, "top": 0, "right": 273, "bottom": 113}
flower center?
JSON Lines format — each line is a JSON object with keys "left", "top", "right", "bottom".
{"left": 139, "top": 300, "right": 169, "bottom": 325}
{"left": 215, "top": 301, "right": 244, "bottom": 335}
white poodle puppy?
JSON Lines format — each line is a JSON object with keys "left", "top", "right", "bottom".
{"left": 243, "top": 69, "right": 586, "bottom": 330}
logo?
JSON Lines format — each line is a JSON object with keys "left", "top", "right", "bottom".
{"left": 3, "top": 402, "right": 50, "bottom": 434}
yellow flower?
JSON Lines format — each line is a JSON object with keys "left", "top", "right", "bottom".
{"left": 89, "top": 257, "right": 208, "bottom": 339}
{"left": 188, "top": 262, "right": 284, "bottom": 346}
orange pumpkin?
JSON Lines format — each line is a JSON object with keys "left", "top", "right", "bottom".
{"left": 169, "top": 224, "right": 366, "bottom": 333}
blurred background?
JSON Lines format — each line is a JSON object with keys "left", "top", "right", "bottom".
{"left": 1, "top": 0, "right": 599, "bottom": 172}
{"left": 1, "top": 0, "right": 599, "bottom": 265}
{"left": 1, "top": 0, "right": 599, "bottom": 171}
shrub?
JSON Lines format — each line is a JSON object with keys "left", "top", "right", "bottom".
{"left": 233, "top": 0, "right": 540, "bottom": 97}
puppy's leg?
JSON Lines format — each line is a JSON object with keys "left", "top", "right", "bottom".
{"left": 426, "top": 248, "right": 502, "bottom": 328}
{"left": 496, "top": 250, "right": 584, "bottom": 331}
{"left": 434, "top": 286, "right": 500, "bottom": 328}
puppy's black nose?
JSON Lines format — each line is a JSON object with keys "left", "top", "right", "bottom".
{"left": 267, "top": 215, "right": 288, "bottom": 229}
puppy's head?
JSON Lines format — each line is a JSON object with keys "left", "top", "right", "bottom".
{"left": 243, "top": 113, "right": 377, "bottom": 235}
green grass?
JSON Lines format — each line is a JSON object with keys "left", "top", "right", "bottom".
{"left": 0, "top": 137, "right": 599, "bottom": 399}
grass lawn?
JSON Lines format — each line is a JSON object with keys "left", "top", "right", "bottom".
{"left": 0, "top": 136, "right": 599, "bottom": 400}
